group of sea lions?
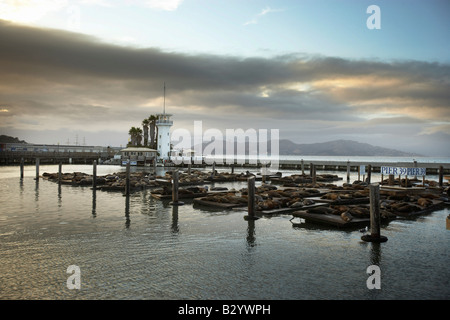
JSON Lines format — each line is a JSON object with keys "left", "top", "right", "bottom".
{"left": 43, "top": 171, "right": 159, "bottom": 191}
{"left": 159, "top": 169, "right": 256, "bottom": 184}
{"left": 196, "top": 183, "right": 321, "bottom": 211}
{"left": 151, "top": 185, "right": 208, "bottom": 196}
{"left": 271, "top": 173, "right": 341, "bottom": 186}
{"left": 304, "top": 203, "right": 394, "bottom": 222}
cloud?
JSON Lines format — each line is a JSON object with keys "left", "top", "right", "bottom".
{"left": 0, "top": 0, "right": 69, "bottom": 23}
{"left": 0, "top": 20, "right": 449, "bottom": 154}
{"left": 136, "top": 0, "right": 184, "bottom": 11}
{"left": 244, "top": 6, "right": 284, "bottom": 26}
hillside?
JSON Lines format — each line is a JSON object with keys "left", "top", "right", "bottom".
{"left": 195, "top": 139, "right": 421, "bottom": 157}
{"left": 0, "top": 135, "right": 27, "bottom": 144}
{"left": 277, "top": 139, "right": 420, "bottom": 156}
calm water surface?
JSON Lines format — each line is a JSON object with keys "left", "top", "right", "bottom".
{"left": 0, "top": 164, "right": 449, "bottom": 300}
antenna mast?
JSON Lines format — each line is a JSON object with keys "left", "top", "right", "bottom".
{"left": 163, "top": 82, "right": 166, "bottom": 116}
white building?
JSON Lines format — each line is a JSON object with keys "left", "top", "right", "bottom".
{"left": 156, "top": 113, "right": 173, "bottom": 161}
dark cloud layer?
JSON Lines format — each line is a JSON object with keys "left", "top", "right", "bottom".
{"left": 0, "top": 20, "right": 449, "bottom": 155}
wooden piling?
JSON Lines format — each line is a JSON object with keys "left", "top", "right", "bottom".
{"left": 414, "top": 160, "right": 418, "bottom": 179}
{"left": 439, "top": 166, "right": 444, "bottom": 188}
{"left": 301, "top": 159, "right": 304, "bottom": 175}
{"left": 231, "top": 164, "right": 235, "bottom": 174}
{"left": 244, "top": 176, "right": 258, "bottom": 220}
{"left": 58, "top": 162, "right": 62, "bottom": 183}
{"left": 35, "top": 158, "right": 40, "bottom": 180}
{"left": 188, "top": 163, "right": 191, "bottom": 175}
{"left": 92, "top": 160, "right": 97, "bottom": 189}
{"left": 20, "top": 158, "right": 24, "bottom": 180}
{"left": 362, "top": 184, "right": 388, "bottom": 243}
{"left": 170, "top": 170, "right": 184, "bottom": 205}
{"left": 312, "top": 164, "right": 316, "bottom": 187}
{"left": 346, "top": 161, "right": 350, "bottom": 182}
{"left": 125, "top": 160, "right": 130, "bottom": 196}
{"left": 367, "top": 165, "right": 372, "bottom": 184}
{"left": 389, "top": 174, "right": 394, "bottom": 186}
{"left": 310, "top": 163, "right": 313, "bottom": 177}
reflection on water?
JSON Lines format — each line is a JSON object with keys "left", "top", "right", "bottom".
{"left": 0, "top": 164, "right": 449, "bottom": 300}
{"left": 171, "top": 205, "right": 179, "bottom": 234}
{"left": 369, "top": 243, "right": 382, "bottom": 267}
{"left": 246, "top": 220, "right": 256, "bottom": 249}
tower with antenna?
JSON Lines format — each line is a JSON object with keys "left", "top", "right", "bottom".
{"left": 155, "top": 82, "right": 173, "bottom": 161}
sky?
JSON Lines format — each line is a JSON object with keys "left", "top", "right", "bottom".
{"left": 0, "top": 0, "right": 449, "bottom": 156}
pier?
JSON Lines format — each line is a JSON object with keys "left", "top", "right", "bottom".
{"left": 201, "top": 158, "right": 450, "bottom": 175}
{"left": 0, "top": 151, "right": 108, "bottom": 165}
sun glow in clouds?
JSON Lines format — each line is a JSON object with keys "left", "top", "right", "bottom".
{"left": 0, "top": 0, "right": 68, "bottom": 23}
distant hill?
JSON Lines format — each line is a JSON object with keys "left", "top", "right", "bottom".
{"left": 194, "top": 139, "right": 421, "bottom": 157}
{"left": 277, "top": 139, "right": 421, "bottom": 157}
{"left": 0, "top": 135, "right": 27, "bottom": 144}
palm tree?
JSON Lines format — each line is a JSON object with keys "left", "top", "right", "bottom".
{"left": 135, "top": 127, "right": 143, "bottom": 146}
{"left": 128, "top": 127, "right": 137, "bottom": 146}
{"left": 128, "top": 126, "right": 143, "bottom": 147}
{"left": 148, "top": 115, "right": 157, "bottom": 149}
{"left": 142, "top": 119, "right": 149, "bottom": 147}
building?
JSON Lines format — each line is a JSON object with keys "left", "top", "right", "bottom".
{"left": 120, "top": 147, "right": 157, "bottom": 166}
{"left": 156, "top": 113, "right": 173, "bottom": 161}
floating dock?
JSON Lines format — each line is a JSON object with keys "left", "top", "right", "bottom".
{"left": 290, "top": 211, "right": 370, "bottom": 228}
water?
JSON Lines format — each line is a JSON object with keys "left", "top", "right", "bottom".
{"left": 0, "top": 160, "right": 449, "bottom": 300}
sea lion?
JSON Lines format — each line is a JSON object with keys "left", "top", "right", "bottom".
{"left": 321, "top": 193, "right": 340, "bottom": 201}
{"left": 341, "top": 212, "right": 353, "bottom": 222}
{"left": 417, "top": 198, "right": 432, "bottom": 207}
{"left": 290, "top": 201, "right": 303, "bottom": 208}
{"left": 307, "top": 206, "right": 336, "bottom": 215}
{"left": 349, "top": 207, "right": 370, "bottom": 218}
{"left": 302, "top": 199, "right": 315, "bottom": 206}
{"left": 332, "top": 205, "right": 349, "bottom": 213}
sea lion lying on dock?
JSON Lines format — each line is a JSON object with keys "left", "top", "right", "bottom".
{"left": 340, "top": 212, "right": 353, "bottom": 222}
{"left": 321, "top": 193, "right": 340, "bottom": 201}
{"left": 389, "top": 202, "right": 421, "bottom": 214}
{"left": 306, "top": 206, "right": 338, "bottom": 215}
{"left": 417, "top": 198, "right": 433, "bottom": 207}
